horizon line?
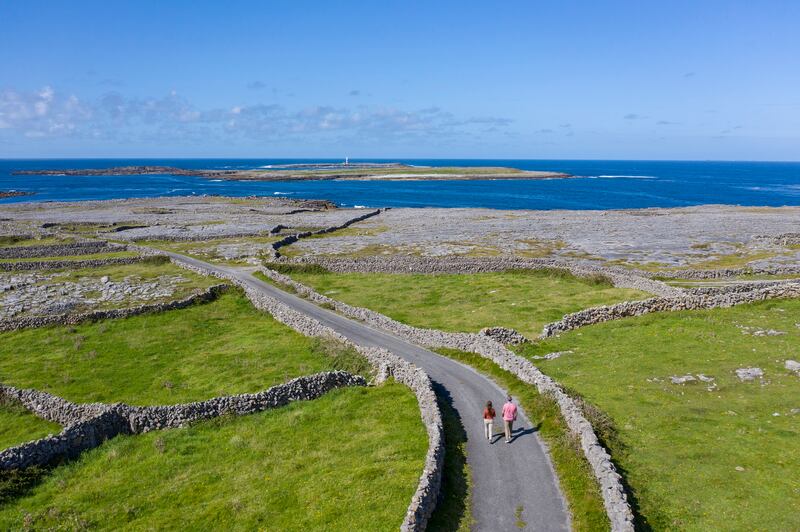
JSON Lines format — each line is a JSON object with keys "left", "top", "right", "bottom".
{"left": 1, "top": 157, "right": 799, "bottom": 164}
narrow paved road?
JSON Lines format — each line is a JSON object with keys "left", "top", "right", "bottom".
{"left": 173, "top": 254, "right": 571, "bottom": 531}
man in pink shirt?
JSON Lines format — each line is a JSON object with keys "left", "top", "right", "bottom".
{"left": 502, "top": 395, "right": 518, "bottom": 443}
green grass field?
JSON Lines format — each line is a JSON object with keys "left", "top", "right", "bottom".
{"left": 0, "top": 384, "right": 426, "bottom": 531}
{"left": 288, "top": 269, "right": 646, "bottom": 338}
{"left": 517, "top": 299, "right": 800, "bottom": 530}
{"left": 0, "top": 292, "right": 370, "bottom": 406}
{"left": 0, "top": 400, "right": 61, "bottom": 450}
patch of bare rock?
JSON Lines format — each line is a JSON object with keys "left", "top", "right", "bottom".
{"left": 0, "top": 271, "right": 190, "bottom": 319}
{"left": 735, "top": 367, "right": 764, "bottom": 382}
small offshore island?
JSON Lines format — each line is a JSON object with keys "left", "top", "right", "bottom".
{"left": 14, "top": 162, "right": 571, "bottom": 182}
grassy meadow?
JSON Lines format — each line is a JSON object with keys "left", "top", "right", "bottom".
{"left": 0, "top": 292, "right": 370, "bottom": 407}
{"left": 0, "top": 384, "right": 427, "bottom": 531}
{"left": 287, "top": 269, "right": 647, "bottom": 338}
{"left": 517, "top": 299, "right": 800, "bottom": 530}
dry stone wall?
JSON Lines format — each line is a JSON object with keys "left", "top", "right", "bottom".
{"left": 0, "top": 254, "right": 164, "bottom": 272}
{"left": 270, "top": 208, "right": 384, "bottom": 258}
{"left": 0, "top": 283, "right": 229, "bottom": 332}
{"left": 542, "top": 282, "right": 800, "bottom": 337}
{"left": 258, "top": 267, "right": 635, "bottom": 532}
{"left": 683, "top": 279, "right": 798, "bottom": 296}
{"left": 0, "top": 241, "right": 123, "bottom": 259}
{"left": 0, "top": 372, "right": 364, "bottom": 471}
{"left": 646, "top": 264, "right": 800, "bottom": 280}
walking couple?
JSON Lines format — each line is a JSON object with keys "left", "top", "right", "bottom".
{"left": 483, "top": 395, "right": 517, "bottom": 444}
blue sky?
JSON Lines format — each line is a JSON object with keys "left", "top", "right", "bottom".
{"left": 1, "top": 1, "right": 798, "bottom": 160}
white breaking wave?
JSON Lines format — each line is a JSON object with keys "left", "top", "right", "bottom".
{"left": 273, "top": 191, "right": 291, "bottom": 195}
{"left": 596, "top": 175, "right": 658, "bottom": 179}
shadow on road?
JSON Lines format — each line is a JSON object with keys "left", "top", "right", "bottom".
{"left": 426, "top": 381, "right": 473, "bottom": 532}
{"left": 509, "top": 424, "right": 540, "bottom": 444}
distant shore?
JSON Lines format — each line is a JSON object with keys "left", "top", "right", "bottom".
{"left": 13, "top": 164, "right": 571, "bottom": 182}
{"left": 0, "top": 191, "right": 33, "bottom": 199}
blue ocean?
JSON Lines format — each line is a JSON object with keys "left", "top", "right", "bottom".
{"left": 1, "top": 159, "right": 799, "bottom": 210}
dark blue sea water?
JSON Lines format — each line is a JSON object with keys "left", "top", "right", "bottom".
{"left": 1, "top": 159, "right": 799, "bottom": 210}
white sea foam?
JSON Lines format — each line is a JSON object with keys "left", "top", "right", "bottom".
{"left": 273, "top": 191, "right": 291, "bottom": 195}
{"left": 597, "top": 175, "right": 657, "bottom": 179}
{"left": 209, "top": 179, "right": 223, "bottom": 182}
{"left": 597, "top": 175, "right": 658, "bottom": 179}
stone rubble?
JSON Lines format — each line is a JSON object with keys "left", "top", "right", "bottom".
{"left": 785, "top": 360, "right": 800, "bottom": 374}
{"left": 478, "top": 326, "right": 529, "bottom": 345}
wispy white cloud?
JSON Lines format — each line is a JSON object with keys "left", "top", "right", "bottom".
{"left": 0, "top": 86, "right": 513, "bottom": 145}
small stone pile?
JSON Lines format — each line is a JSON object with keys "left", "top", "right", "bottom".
{"left": 479, "top": 326, "right": 529, "bottom": 345}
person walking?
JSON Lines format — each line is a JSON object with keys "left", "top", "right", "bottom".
{"left": 483, "top": 401, "right": 496, "bottom": 443}
{"left": 502, "top": 395, "right": 517, "bottom": 443}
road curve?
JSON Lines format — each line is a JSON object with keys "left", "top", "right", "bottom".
{"left": 173, "top": 254, "right": 571, "bottom": 531}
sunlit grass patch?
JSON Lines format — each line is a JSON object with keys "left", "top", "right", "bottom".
{"left": 288, "top": 269, "right": 646, "bottom": 338}
{"left": 517, "top": 299, "right": 800, "bottom": 530}
{"left": 0, "top": 292, "right": 369, "bottom": 405}
{"left": 0, "top": 384, "right": 426, "bottom": 531}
